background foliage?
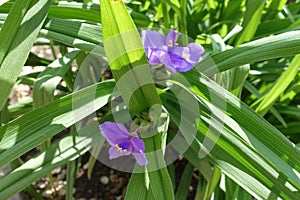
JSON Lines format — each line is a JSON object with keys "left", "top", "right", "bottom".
{"left": 0, "top": 0, "right": 299, "bottom": 199}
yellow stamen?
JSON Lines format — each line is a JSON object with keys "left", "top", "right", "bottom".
{"left": 168, "top": 40, "right": 173, "bottom": 47}
{"left": 115, "top": 144, "right": 127, "bottom": 153}
{"left": 182, "top": 56, "right": 187, "bottom": 60}
{"left": 174, "top": 29, "right": 178, "bottom": 33}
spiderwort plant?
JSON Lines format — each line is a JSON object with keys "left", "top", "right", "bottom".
{"left": 99, "top": 122, "right": 148, "bottom": 166}
{"left": 142, "top": 28, "right": 204, "bottom": 73}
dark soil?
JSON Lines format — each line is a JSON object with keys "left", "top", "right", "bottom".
{"left": 72, "top": 154, "right": 197, "bottom": 200}
{"left": 73, "top": 153, "right": 131, "bottom": 200}
{"left": 20, "top": 150, "right": 197, "bottom": 200}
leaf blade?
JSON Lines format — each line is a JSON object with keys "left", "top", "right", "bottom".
{"left": 0, "top": 0, "right": 51, "bottom": 109}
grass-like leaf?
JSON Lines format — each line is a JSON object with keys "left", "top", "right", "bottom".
{"left": 0, "top": 126, "right": 98, "bottom": 199}
{"left": 197, "top": 30, "right": 300, "bottom": 76}
{"left": 33, "top": 50, "right": 79, "bottom": 108}
{"left": 101, "top": 0, "right": 161, "bottom": 115}
{"left": 160, "top": 73, "right": 300, "bottom": 199}
{"left": 0, "top": 80, "right": 115, "bottom": 168}
{"left": 0, "top": 0, "right": 51, "bottom": 109}
{"left": 254, "top": 54, "right": 300, "bottom": 115}
{"left": 235, "top": 0, "right": 266, "bottom": 45}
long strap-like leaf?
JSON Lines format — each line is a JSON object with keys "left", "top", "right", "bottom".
{"left": 0, "top": 0, "right": 51, "bottom": 109}
{"left": 101, "top": 1, "right": 174, "bottom": 199}
{"left": 0, "top": 80, "right": 115, "bottom": 168}
{"left": 196, "top": 30, "right": 300, "bottom": 76}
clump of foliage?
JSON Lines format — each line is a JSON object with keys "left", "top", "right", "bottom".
{"left": 0, "top": 0, "right": 299, "bottom": 199}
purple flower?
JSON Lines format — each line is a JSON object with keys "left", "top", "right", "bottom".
{"left": 99, "top": 122, "right": 148, "bottom": 166}
{"left": 142, "top": 28, "right": 204, "bottom": 73}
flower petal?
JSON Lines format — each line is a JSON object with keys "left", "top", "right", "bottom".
{"left": 142, "top": 29, "right": 203, "bottom": 73}
{"left": 142, "top": 30, "right": 165, "bottom": 48}
{"left": 132, "top": 151, "right": 148, "bottom": 166}
{"left": 171, "top": 59, "right": 193, "bottom": 73}
{"left": 165, "top": 28, "right": 180, "bottom": 48}
{"left": 99, "top": 122, "right": 130, "bottom": 145}
{"left": 162, "top": 45, "right": 202, "bottom": 72}
{"left": 172, "top": 61, "right": 194, "bottom": 72}
{"left": 159, "top": 49, "right": 194, "bottom": 73}
{"left": 171, "top": 46, "right": 194, "bottom": 62}
{"left": 130, "top": 136, "right": 145, "bottom": 153}
{"left": 158, "top": 51, "right": 177, "bottom": 73}
{"left": 146, "top": 48, "right": 161, "bottom": 65}
{"left": 108, "top": 146, "right": 130, "bottom": 160}
{"left": 130, "top": 136, "right": 148, "bottom": 165}
{"left": 187, "top": 43, "right": 204, "bottom": 63}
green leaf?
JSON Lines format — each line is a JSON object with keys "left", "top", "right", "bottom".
{"left": 211, "top": 34, "right": 250, "bottom": 97}
{"left": 264, "top": 0, "right": 288, "bottom": 20}
{"left": 161, "top": 73, "right": 300, "bottom": 199}
{"left": 244, "top": 81, "right": 287, "bottom": 127}
{"left": 255, "top": 54, "right": 300, "bottom": 115}
{"left": 126, "top": 116, "right": 174, "bottom": 200}
{"left": 0, "top": 0, "right": 51, "bottom": 110}
{"left": 101, "top": 3, "right": 173, "bottom": 198}
{"left": 195, "top": 173, "right": 206, "bottom": 200}
{"left": 277, "top": 106, "right": 300, "bottom": 120}
{"left": 101, "top": 0, "right": 161, "bottom": 115}
{"left": 276, "top": 122, "right": 300, "bottom": 136}
{"left": 125, "top": 173, "right": 155, "bottom": 200}
{"left": 255, "top": 16, "right": 300, "bottom": 38}
{"left": 0, "top": 101, "right": 9, "bottom": 125}
{"left": 175, "top": 163, "right": 194, "bottom": 200}
{"left": 0, "top": 2, "right": 150, "bottom": 26}
{"left": 148, "top": 168, "right": 175, "bottom": 200}
{"left": 7, "top": 98, "right": 33, "bottom": 118}
{"left": 164, "top": 0, "right": 181, "bottom": 15}
{"left": 235, "top": 0, "right": 266, "bottom": 45}
{"left": 0, "top": 125, "right": 99, "bottom": 199}
{"left": 221, "top": 0, "right": 244, "bottom": 20}
{"left": 49, "top": 2, "right": 100, "bottom": 22}
{"left": 0, "top": 0, "right": 9, "bottom": 7}
{"left": 33, "top": 50, "right": 79, "bottom": 108}
{"left": 225, "top": 177, "right": 252, "bottom": 200}
{"left": 42, "top": 18, "right": 102, "bottom": 45}
{"left": 0, "top": 80, "right": 115, "bottom": 168}
{"left": 203, "top": 167, "right": 222, "bottom": 200}
{"left": 219, "top": 64, "right": 250, "bottom": 97}
{"left": 66, "top": 159, "right": 77, "bottom": 200}
{"left": 38, "top": 18, "right": 105, "bottom": 59}
{"left": 196, "top": 31, "right": 300, "bottom": 76}
{"left": 0, "top": 2, "right": 100, "bottom": 23}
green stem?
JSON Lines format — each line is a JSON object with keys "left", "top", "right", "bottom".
{"left": 66, "top": 160, "right": 76, "bottom": 200}
{"left": 50, "top": 39, "right": 57, "bottom": 60}
{"left": 161, "top": 0, "right": 170, "bottom": 28}
{"left": 179, "top": 0, "right": 188, "bottom": 45}
{"left": 0, "top": 100, "right": 9, "bottom": 126}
